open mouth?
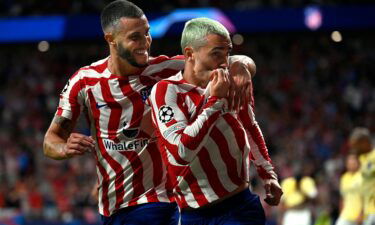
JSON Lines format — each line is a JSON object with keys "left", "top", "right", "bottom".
{"left": 134, "top": 49, "right": 148, "bottom": 57}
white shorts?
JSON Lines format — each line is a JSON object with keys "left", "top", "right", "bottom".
{"left": 363, "top": 214, "right": 375, "bottom": 225}
{"left": 335, "top": 217, "right": 359, "bottom": 225}
{"left": 282, "top": 208, "right": 312, "bottom": 225}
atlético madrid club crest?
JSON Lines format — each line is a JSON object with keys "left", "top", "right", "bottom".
{"left": 140, "top": 86, "right": 152, "bottom": 103}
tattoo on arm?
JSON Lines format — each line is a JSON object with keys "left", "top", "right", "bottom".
{"left": 53, "top": 115, "right": 74, "bottom": 139}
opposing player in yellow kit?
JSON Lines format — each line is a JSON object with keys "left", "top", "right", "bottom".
{"left": 349, "top": 127, "right": 375, "bottom": 225}
{"left": 280, "top": 174, "right": 317, "bottom": 225}
{"left": 336, "top": 154, "right": 362, "bottom": 225}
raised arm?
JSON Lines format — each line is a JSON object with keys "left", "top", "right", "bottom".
{"left": 149, "top": 70, "right": 229, "bottom": 165}
{"left": 229, "top": 55, "right": 256, "bottom": 78}
{"left": 228, "top": 55, "right": 256, "bottom": 111}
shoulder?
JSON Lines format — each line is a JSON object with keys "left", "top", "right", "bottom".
{"left": 151, "top": 74, "right": 185, "bottom": 100}
{"left": 281, "top": 177, "right": 296, "bottom": 187}
{"left": 341, "top": 172, "right": 351, "bottom": 182}
{"left": 142, "top": 55, "right": 185, "bottom": 76}
{"left": 370, "top": 149, "right": 375, "bottom": 159}
{"left": 281, "top": 178, "right": 296, "bottom": 194}
{"left": 361, "top": 150, "right": 375, "bottom": 173}
{"left": 301, "top": 176, "right": 316, "bottom": 185}
{"left": 155, "top": 72, "right": 184, "bottom": 86}
{"left": 152, "top": 79, "right": 175, "bottom": 93}
{"left": 70, "top": 57, "right": 109, "bottom": 81}
{"left": 360, "top": 150, "right": 375, "bottom": 164}
{"left": 149, "top": 55, "right": 185, "bottom": 65}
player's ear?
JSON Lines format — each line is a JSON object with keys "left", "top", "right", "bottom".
{"left": 184, "top": 47, "right": 194, "bottom": 62}
{"left": 104, "top": 32, "right": 116, "bottom": 46}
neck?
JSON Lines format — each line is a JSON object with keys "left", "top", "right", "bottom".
{"left": 108, "top": 51, "right": 142, "bottom": 76}
{"left": 182, "top": 64, "right": 209, "bottom": 88}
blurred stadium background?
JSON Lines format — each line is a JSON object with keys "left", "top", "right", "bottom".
{"left": 0, "top": 0, "right": 374, "bottom": 224}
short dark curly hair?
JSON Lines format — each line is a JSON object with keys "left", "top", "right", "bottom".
{"left": 100, "top": 0, "right": 144, "bottom": 33}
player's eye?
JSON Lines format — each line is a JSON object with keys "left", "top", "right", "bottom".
{"left": 212, "top": 52, "right": 221, "bottom": 57}
{"left": 130, "top": 36, "right": 139, "bottom": 41}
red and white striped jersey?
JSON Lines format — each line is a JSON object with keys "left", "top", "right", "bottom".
{"left": 55, "top": 55, "right": 184, "bottom": 216}
{"left": 149, "top": 72, "right": 276, "bottom": 209}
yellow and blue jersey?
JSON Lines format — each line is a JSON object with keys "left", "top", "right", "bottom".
{"left": 339, "top": 170, "right": 362, "bottom": 221}
{"left": 360, "top": 149, "right": 375, "bottom": 219}
{"left": 281, "top": 176, "right": 317, "bottom": 208}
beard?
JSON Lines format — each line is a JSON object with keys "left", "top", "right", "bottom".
{"left": 116, "top": 42, "right": 149, "bottom": 68}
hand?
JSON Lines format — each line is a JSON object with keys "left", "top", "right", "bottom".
{"left": 64, "top": 133, "right": 96, "bottom": 158}
{"left": 210, "top": 69, "right": 230, "bottom": 98}
{"left": 228, "top": 60, "right": 253, "bottom": 111}
{"left": 91, "top": 182, "right": 99, "bottom": 203}
{"left": 264, "top": 179, "right": 283, "bottom": 206}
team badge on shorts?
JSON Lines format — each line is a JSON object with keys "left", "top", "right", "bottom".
{"left": 159, "top": 105, "right": 174, "bottom": 123}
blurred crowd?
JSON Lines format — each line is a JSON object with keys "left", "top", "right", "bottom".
{"left": 0, "top": 43, "right": 107, "bottom": 224}
{"left": 0, "top": 30, "right": 374, "bottom": 224}
{"left": 245, "top": 33, "right": 374, "bottom": 224}
{"left": 1, "top": 0, "right": 375, "bottom": 16}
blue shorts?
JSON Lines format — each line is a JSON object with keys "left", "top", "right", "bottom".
{"left": 181, "top": 189, "right": 266, "bottom": 225}
{"left": 101, "top": 202, "right": 179, "bottom": 225}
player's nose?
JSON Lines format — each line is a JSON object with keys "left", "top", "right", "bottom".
{"left": 219, "top": 61, "right": 229, "bottom": 69}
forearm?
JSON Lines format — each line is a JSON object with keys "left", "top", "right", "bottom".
{"left": 43, "top": 115, "right": 74, "bottom": 160}
{"left": 178, "top": 100, "right": 224, "bottom": 161}
{"left": 248, "top": 122, "right": 277, "bottom": 180}
{"left": 239, "top": 105, "right": 276, "bottom": 179}
{"left": 160, "top": 97, "right": 226, "bottom": 164}
{"left": 43, "top": 133, "right": 69, "bottom": 160}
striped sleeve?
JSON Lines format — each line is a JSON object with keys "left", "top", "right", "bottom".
{"left": 239, "top": 103, "right": 277, "bottom": 181}
{"left": 149, "top": 81, "right": 226, "bottom": 165}
{"left": 143, "top": 55, "right": 185, "bottom": 81}
{"left": 56, "top": 71, "right": 84, "bottom": 121}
